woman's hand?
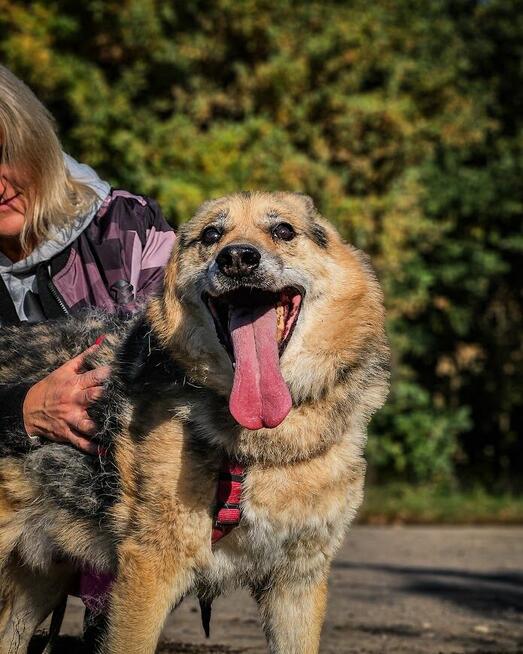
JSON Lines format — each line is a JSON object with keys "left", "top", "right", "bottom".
{"left": 22, "top": 345, "right": 111, "bottom": 454}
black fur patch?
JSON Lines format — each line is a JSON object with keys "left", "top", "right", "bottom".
{"left": 175, "top": 230, "right": 187, "bottom": 249}
{"left": 100, "top": 317, "right": 189, "bottom": 444}
{"left": 27, "top": 444, "right": 118, "bottom": 520}
{"left": 114, "top": 317, "right": 156, "bottom": 385}
{"left": 309, "top": 224, "right": 329, "bottom": 249}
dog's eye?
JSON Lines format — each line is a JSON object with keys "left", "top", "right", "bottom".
{"left": 272, "top": 223, "right": 296, "bottom": 241}
{"left": 200, "top": 226, "right": 222, "bottom": 246}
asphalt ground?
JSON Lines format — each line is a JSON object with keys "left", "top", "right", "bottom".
{"left": 32, "top": 526, "right": 523, "bottom": 653}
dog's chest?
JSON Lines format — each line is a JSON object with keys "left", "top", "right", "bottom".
{"left": 204, "top": 464, "right": 350, "bottom": 588}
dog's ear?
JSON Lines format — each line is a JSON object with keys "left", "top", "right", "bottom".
{"left": 291, "top": 192, "right": 317, "bottom": 215}
{"left": 276, "top": 191, "right": 318, "bottom": 218}
{"left": 193, "top": 197, "right": 224, "bottom": 219}
{"left": 288, "top": 193, "right": 330, "bottom": 249}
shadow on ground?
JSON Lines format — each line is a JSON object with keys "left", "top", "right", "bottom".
{"left": 28, "top": 635, "right": 246, "bottom": 654}
{"left": 332, "top": 561, "right": 523, "bottom": 619}
{"left": 27, "top": 529, "right": 523, "bottom": 654}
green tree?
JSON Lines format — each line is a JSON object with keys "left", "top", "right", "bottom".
{"left": 1, "top": 0, "right": 521, "bottom": 486}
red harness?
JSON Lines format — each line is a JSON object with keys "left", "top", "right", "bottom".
{"left": 211, "top": 458, "right": 245, "bottom": 544}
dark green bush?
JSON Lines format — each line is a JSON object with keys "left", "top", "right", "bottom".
{"left": 1, "top": 0, "right": 521, "bottom": 486}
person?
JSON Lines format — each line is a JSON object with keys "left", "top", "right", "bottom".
{"left": 0, "top": 64, "right": 176, "bottom": 645}
{"left": 0, "top": 64, "right": 175, "bottom": 457}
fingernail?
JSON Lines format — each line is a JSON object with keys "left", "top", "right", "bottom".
{"left": 94, "top": 335, "right": 106, "bottom": 346}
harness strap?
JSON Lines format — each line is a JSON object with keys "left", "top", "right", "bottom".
{"left": 212, "top": 459, "right": 245, "bottom": 544}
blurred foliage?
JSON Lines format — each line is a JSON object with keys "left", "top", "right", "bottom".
{"left": 360, "top": 483, "right": 523, "bottom": 525}
{"left": 1, "top": 0, "right": 521, "bottom": 487}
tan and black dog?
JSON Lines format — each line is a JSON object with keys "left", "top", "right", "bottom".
{"left": 0, "top": 192, "right": 390, "bottom": 654}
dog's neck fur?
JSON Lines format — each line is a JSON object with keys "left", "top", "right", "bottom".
{"left": 139, "top": 293, "right": 387, "bottom": 467}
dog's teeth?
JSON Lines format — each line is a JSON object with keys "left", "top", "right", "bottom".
{"left": 276, "top": 305, "right": 285, "bottom": 342}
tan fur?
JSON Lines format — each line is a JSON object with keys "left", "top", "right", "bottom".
{"left": 0, "top": 192, "right": 390, "bottom": 654}
{"left": 0, "top": 561, "right": 74, "bottom": 654}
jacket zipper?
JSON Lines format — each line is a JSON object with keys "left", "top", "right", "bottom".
{"left": 47, "top": 280, "right": 70, "bottom": 316}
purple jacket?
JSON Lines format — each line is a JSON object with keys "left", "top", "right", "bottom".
{"left": 0, "top": 190, "right": 175, "bottom": 449}
{"left": 0, "top": 190, "right": 175, "bottom": 323}
{"left": 52, "top": 190, "right": 174, "bottom": 315}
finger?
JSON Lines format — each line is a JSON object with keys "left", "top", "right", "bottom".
{"left": 75, "top": 385, "right": 105, "bottom": 406}
{"left": 65, "top": 408, "right": 98, "bottom": 436}
{"left": 74, "top": 416, "right": 98, "bottom": 436}
{"left": 65, "top": 430, "right": 99, "bottom": 455}
{"left": 78, "top": 366, "right": 111, "bottom": 390}
{"left": 66, "top": 344, "right": 102, "bottom": 373}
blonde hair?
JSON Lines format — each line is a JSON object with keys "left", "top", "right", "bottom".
{"left": 0, "top": 65, "right": 97, "bottom": 253}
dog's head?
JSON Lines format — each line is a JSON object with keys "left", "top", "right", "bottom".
{"left": 151, "top": 192, "right": 389, "bottom": 431}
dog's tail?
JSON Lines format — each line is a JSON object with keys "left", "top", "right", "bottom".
{"left": 42, "top": 596, "right": 67, "bottom": 654}
{"left": 198, "top": 597, "right": 213, "bottom": 638}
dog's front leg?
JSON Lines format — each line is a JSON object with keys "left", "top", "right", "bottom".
{"left": 0, "top": 561, "right": 74, "bottom": 654}
{"left": 101, "top": 539, "right": 193, "bottom": 654}
{"left": 253, "top": 573, "right": 329, "bottom": 654}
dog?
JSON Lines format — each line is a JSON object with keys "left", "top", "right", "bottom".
{"left": 0, "top": 191, "right": 390, "bottom": 654}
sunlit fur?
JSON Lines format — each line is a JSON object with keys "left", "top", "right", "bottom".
{"left": 0, "top": 192, "right": 390, "bottom": 654}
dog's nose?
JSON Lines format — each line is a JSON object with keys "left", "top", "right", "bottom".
{"left": 216, "top": 244, "right": 261, "bottom": 277}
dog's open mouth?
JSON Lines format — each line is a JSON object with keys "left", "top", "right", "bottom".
{"left": 203, "top": 287, "right": 303, "bottom": 430}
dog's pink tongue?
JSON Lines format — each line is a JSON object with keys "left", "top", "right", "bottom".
{"left": 229, "top": 306, "right": 292, "bottom": 430}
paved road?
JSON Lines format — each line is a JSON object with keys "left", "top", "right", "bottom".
{"left": 40, "top": 526, "right": 523, "bottom": 653}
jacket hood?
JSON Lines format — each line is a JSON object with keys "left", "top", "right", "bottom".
{"left": 0, "top": 154, "right": 110, "bottom": 274}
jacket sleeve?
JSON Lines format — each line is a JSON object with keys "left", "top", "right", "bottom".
{"left": 0, "top": 383, "right": 33, "bottom": 456}
{"left": 134, "top": 198, "right": 176, "bottom": 302}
